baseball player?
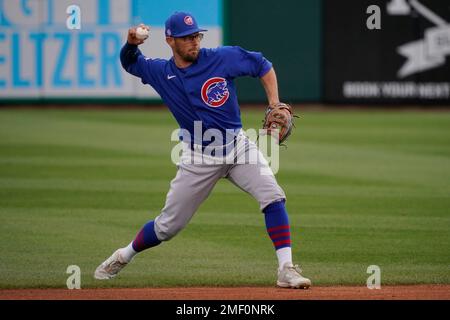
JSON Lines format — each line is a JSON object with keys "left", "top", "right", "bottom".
{"left": 94, "top": 11, "right": 311, "bottom": 289}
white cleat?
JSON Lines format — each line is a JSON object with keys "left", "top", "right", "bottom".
{"left": 94, "top": 249, "right": 128, "bottom": 280}
{"left": 277, "top": 262, "right": 311, "bottom": 289}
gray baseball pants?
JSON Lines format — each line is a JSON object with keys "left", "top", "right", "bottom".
{"left": 154, "top": 132, "right": 286, "bottom": 241}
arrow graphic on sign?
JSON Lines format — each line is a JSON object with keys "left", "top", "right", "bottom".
{"left": 389, "top": 0, "right": 450, "bottom": 78}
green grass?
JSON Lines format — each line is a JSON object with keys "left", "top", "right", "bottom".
{"left": 0, "top": 108, "right": 449, "bottom": 288}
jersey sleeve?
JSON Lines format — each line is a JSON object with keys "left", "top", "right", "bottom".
{"left": 120, "top": 42, "right": 163, "bottom": 87}
{"left": 220, "top": 46, "right": 273, "bottom": 79}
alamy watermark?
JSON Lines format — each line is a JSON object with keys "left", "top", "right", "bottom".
{"left": 66, "top": 265, "right": 81, "bottom": 289}
{"left": 366, "top": 265, "right": 381, "bottom": 289}
{"left": 366, "top": 5, "right": 381, "bottom": 30}
{"left": 66, "top": 5, "right": 81, "bottom": 30}
{"left": 170, "top": 121, "right": 281, "bottom": 175}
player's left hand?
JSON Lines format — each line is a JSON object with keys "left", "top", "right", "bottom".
{"left": 262, "top": 102, "right": 297, "bottom": 145}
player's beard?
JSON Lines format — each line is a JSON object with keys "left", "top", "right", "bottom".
{"left": 184, "top": 50, "right": 199, "bottom": 62}
{"left": 177, "top": 47, "right": 199, "bottom": 63}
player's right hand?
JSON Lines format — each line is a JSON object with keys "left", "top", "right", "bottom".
{"left": 127, "top": 24, "right": 150, "bottom": 45}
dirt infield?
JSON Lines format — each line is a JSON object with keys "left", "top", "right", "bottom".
{"left": 0, "top": 285, "right": 449, "bottom": 300}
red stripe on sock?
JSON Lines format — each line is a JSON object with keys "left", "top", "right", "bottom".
{"left": 274, "top": 239, "right": 291, "bottom": 247}
{"left": 133, "top": 230, "right": 145, "bottom": 252}
{"left": 270, "top": 232, "right": 291, "bottom": 240}
{"left": 267, "top": 225, "right": 290, "bottom": 233}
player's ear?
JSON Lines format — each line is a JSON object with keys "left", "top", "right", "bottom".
{"left": 166, "top": 36, "right": 174, "bottom": 47}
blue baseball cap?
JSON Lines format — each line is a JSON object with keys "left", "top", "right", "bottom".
{"left": 165, "top": 11, "right": 207, "bottom": 38}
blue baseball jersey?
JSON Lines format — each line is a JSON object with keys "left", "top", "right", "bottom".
{"left": 120, "top": 43, "right": 272, "bottom": 146}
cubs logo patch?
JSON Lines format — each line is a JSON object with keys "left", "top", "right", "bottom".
{"left": 184, "top": 16, "right": 194, "bottom": 26}
{"left": 201, "top": 77, "right": 230, "bottom": 107}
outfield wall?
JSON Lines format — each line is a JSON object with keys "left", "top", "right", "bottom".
{"left": 0, "top": 0, "right": 223, "bottom": 102}
{"left": 0, "top": 0, "right": 449, "bottom": 104}
{"left": 225, "top": 0, "right": 322, "bottom": 103}
{"left": 323, "top": 0, "right": 450, "bottom": 104}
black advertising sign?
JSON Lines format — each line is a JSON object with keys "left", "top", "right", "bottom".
{"left": 324, "top": 0, "right": 450, "bottom": 103}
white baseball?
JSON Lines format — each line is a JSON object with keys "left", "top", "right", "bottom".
{"left": 136, "top": 26, "right": 149, "bottom": 40}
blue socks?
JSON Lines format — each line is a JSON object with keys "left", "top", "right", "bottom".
{"left": 132, "top": 220, "right": 162, "bottom": 252}
{"left": 129, "top": 201, "right": 291, "bottom": 256}
{"left": 263, "top": 200, "right": 291, "bottom": 250}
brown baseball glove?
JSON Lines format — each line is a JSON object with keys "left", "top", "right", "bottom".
{"left": 262, "top": 102, "right": 296, "bottom": 144}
